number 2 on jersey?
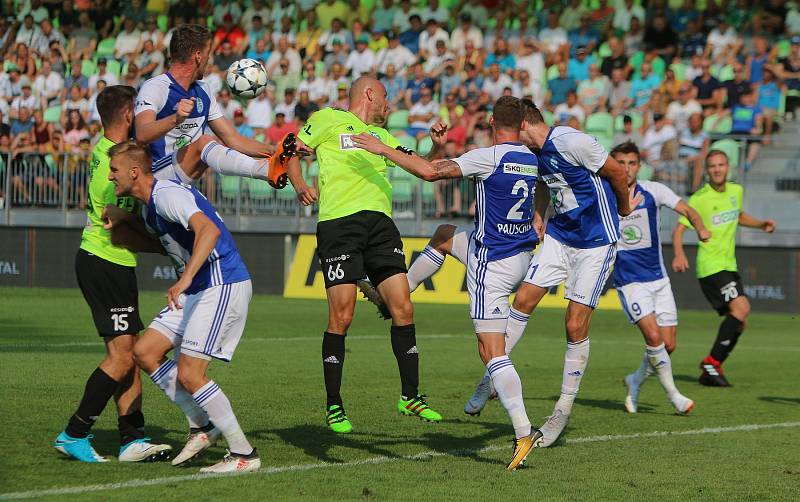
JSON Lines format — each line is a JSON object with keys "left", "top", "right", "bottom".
{"left": 506, "top": 180, "right": 530, "bottom": 220}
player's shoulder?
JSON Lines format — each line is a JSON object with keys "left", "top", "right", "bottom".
{"left": 193, "top": 78, "right": 214, "bottom": 96}
{"left": 726, "top": 181, "right": 744, "bottom": 195}
{"left": 153, "top": 178, "right": 194, "bottom": 198}
{"left": 638, "top": 179, "right": 667, "bottom": 194}
{"left": 549, "top": 125, "right": 586, "bottom": 142}
{"left": 139, "top": 74, "right": 171, "bottom": 92}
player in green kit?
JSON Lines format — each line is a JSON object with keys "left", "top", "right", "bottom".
{"left": 286, "top": 76, "right": 443, "bottom": 433}
{"left": 672, "top": 150, "right": 775, "bottom": 387}
{"left": 54, "top": 86, "right": 171, "bottom": 462}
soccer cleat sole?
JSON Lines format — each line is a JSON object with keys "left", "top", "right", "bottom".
{"left": 266, "top": 133, "right": 297, "bottom": 189}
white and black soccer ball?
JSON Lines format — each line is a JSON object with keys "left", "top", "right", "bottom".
{"left": 226, "top": 58, "right": 268, "bottom": 99}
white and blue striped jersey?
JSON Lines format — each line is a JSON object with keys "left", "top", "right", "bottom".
{"left": 134, "top": 73, "right": 223, "bottom": 164}
{"left": 143, "top": 179, "right": 250, "bottom": 295}
{"left": 614, "top": 180, "right": 681, "bottom": 287}
{"left": 538, "top": 126, "right": 619, "bottom": 249}
{"left": 453, "top": 142, "right": 540, "bottom": 262}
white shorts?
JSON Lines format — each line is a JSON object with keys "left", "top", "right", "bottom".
{"left": 451, "top": 227, "right": 532, "bottom": 333}
{"left": 523, "top": 235, "right": 616, "bottom": 308}
{"left": 152, "top": 151, "right": 193, "bottom": 185}
{"left": 149, "top": 280, "right": 252, "bottom": 361}
{"left": 617, "top": 277, "right": 678, "bottom": 326}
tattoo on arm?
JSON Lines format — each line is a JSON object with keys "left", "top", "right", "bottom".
{"left": 430, "top": 159, "right": 462, "bottom": 180}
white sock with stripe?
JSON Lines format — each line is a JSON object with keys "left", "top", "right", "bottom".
{"left": 630, "top": 352, "right": 650, "bottom": 388}
{"left": 555, "top": 338, "right": 590, "bottom": 414}
{"left": 200, "top": 140, "right": 267, "bottom": 180}
{"left": 407, "top": 246, "right": 445, "bottom": 292}
{"left": 478, "top": 309, "right": 530, "bottom": 385}
{"left": 487, "top": 355, "right": 531, "bottom": 439}
{"left": 646, "top": 343, "right": 679, "bottom": 398}
{"left": 149, "top": 359, "right": 209, "bottom": 429}
{"left": 192, "top": 380, "right": 253, "bottom": 455}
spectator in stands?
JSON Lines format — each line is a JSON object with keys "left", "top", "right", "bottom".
{"left": 630, "top": 62, "right": 662, "bottom": 110}
{"left": 273, "top": 16, "right": 296, "bottom": 47}
{"left": 140, "top": 16, "right": 165, "bottom": 52}
{"left": 568, "top": 45, "right": 595, "bottom": 82}
{"left": 246, "top": 88, "right": 273, "bottom": 134}
{"left": 424, "top": 39, "right": 454, "bottom": 77}
{"left": 546, "top": 62, "right": 577, "bottom": 110}
{"left": 33, "top": 60, "right": 62, "bottom": 108}
{"left": 624, "top": 16, "right": 645, "bottom": 54}
{"left": 1, "top": 67, "right": 24, "bottom": 103}
{"left": 641, "top": 112, "right": 677, "bottom": 165}
{"left": 667, "top": 83, "right": 703, "bottom": 132}
{"left": 61, "top": 84, "right": 89, "bottom": 124}
{"left": 439, "top": 59, "right": 461, "bottom": 99}
{"left": 727, "top": 89, "right": 764, "bottom": 170}
{"left": 451, "top": 12, "right": 483, "bottom": 56}
{"left": 404, "top": 62, "right": 435, "bottom": 109}
{"left": 89, "top": 58, "right": 119, "bottom": 91}
{"left": 296, "top": 11, "right": 322, "bottom": 60}
{"left": 62, "top": 109, "right": 89, "bottom": 151}
{"left": 485, "top": 39, "right": 515, "bottom": 75}
{"left": 376, "top": 30, "right": 416, "bottom": 76}
{"left": 554, "top": 90, "right": 585, "bottom": 126}
{"left": 114, "top": 18, "right": 141, "bottom": 64}
{"left": 577, "top": 63, "right": 609, "bottom": 114}
{"left": 331, "top": 82, "right": 349, "bottom": 109}
{"left": 680, "top": 20, "right": 707, "bottom": 58}
{"left": 613, "top": 115, "right": 643, "bottom": 147}
{"left": 345, "top": 35, "right": 376, "bottom": 77}
{"left": 15, "top": 15, "right": 40, "bottom": 48}
{"left": 232, "top": 109, "right": 253, "bottom": 138}
{"left": 121, "top": 0, "right": 147, "bottom": 25}
{"left": 678, "top": 112, "right": 710, "bottom": 193}
{"left": 319, "top": 17, "right": 352, "bottom": 53}
{"left": 266, "top": 111, "right": 298, "bottom": 146}
{"left": 601, "top": 37, "right": 630, "bottom": 79}
{"left": 248, "top": 38, "right": 271, "bottom": 65}
{"left": 368, "top": 29, "right": 389, "bottom": 56}
{"left": 482, "top": 63, "right": 513, "bottom": 102}
{"left": 0, "top": 17, "right": 14, "bottom": 56}
{"left": 746, "top": 37, "right": 770, "bottom": 84}
{"left": 419, "top": 19, "right": 449, "bottom": 60}
{"left": 325, "top": 62, "right": 349, "bottom": 102}
{"left": 242, "top": 0, "right": 270, "bottom": 32}
{"left": 274, "top": 88, "right": 296, "bottom": 122}
{"left": 516, "top": 38, "right": 546, "bottom": 85}
{"left": 10, "top": 81, "right": 38, "bottom": 118}
{"left": 724, "top": 61, "right": 753, "bottom": 109}
{"left": 11, "top": 43, "right": 36, "bottom": 79}
{"left": 294, "top": 90, "right": 319, "bottom": 124}
{"left": 644, "top": 14, "right": 678, "bottom": 59}
{"left": 270, "top": 0, "right": 296, "bottom": 31}
{"left": 706, "top": 17, "right": 739, "bottom": 62}
{"left": 560, "top": 0, "right": 588, "bottom": 32}
{"left": 692, "top": 61, "right": 723, "bottom": 113}
{"left": 87, "top": 80, "right": 105, "bottom": 124}
{"left": 323, "top": 38, "right": 348, "bottom": 72}
{"left": 69, "top": 12, "right": 98, "bottom": 60}
{"left": 568, "top": 15, "right": 599, "bottom": 58}
{"left": 58, "top": 0, "right": 79, "bottom": 37}
{"left": 757, "top": 67, "right": 782, "bottom": 140}
{"left": 539, "top": 10, "right": 568, "bottom": 60}
{"left": 216, "top": 41, "right": 240, "bottom": 73}
{"left": 407, "top": 88, "right": 438, "bottom": 139}
{"left": 266, "top": 36, "right": 301, "bottom": 76}
{"left": 316, "top": 0, "right": 348, "bottom": 32}
{"left": 298, "top": 62, "right": 329, "bottom": 106}
{"left": 372, "top": 0, "right": 397, "bottom": 33}
{"left": 212, "top": 0, "right": 242, "bottom": 28}
{"left": 33, "top": 19, "right": 64, "bottom": 58}
{"left": 399, "top": 14, "right": 423, "bottom": 54}
{"left": 217, "top": 89, "right": 242, "bottom": 121}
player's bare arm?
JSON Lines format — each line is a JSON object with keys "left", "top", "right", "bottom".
{"left": 167, "top": 212, "right": 221, "bottom": 310}
{"left": 208, "top": 116, "right": 276, "bottom": 157}
{"left": 351, "top": 133, "right": 463, "bottom": 181}
{"left": 674, "top": 200, "right": 711, "bottom": 242}
{"left": 738, "top": 212, "right": 776, "bottom": 233}
{"left": 287, "top": 137, "right": 318, "bottom": 206}
{"left": 599, "top": 156, "right": 641, "bottom": 216}
{"left": 533, "top": 179, "right": 549, "bottom": 240}
{"left": 672, "top": 223, "right": 690, "bottom": 272}
{"left": 135, "top": 98, "right": 196, "bottom": 144}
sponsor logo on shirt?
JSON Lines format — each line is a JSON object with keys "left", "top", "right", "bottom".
{"left": 502, "top": 163, "right": 538, "bottom": 176}
{"left": 621, "top": 224, "right": 643, "bottom": 245}
{"left": 324, "top": 254, "right": 350, "bottom": 263}
{"left": 339, "top": 134, "right": 361, "bottom": 150}
{"left": 196, "top": 99, "right": 203, "bottom": 113}
{"left": 712, "top": 208, "right": 739, "bottom": 226}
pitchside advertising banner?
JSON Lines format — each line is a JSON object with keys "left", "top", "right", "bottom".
{"left": 284, "top": 234, "right": 800, "bottom": 313}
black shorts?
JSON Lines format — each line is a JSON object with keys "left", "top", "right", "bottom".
{"left": 699, "top": 270, "right": 747, "bottom": 315}
{"left": 75, "top": 248, "right": 144, "bottom": 336}
{"left": 316, "top": 210, "right": 407, "bottom": 288}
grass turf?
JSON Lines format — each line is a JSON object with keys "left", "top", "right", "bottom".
{"left": 0, "top": 286, "right": 798, "bottom": 500}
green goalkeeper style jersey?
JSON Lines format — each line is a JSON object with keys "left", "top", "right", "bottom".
{"left": 678, "top": 182, "right": 744, "bottom": 279}
{"left": 298, "top": 108, "right": 403, "bottom": 222}
{"left": 79, "top": 136, "right": 139, "bottom": 267}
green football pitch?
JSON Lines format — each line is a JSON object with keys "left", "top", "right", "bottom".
{"left": 1, "top": 287, "right": 798, "bottom": 500}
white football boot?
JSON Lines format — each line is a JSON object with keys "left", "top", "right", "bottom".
{"left": 118, "top": 438, "right": 172, "bottom": 462}
{"left": 537, "top": 409, "right": 570, "bottom": 448}
{"left": 172, "top": 428, "right": 221, "bottom": 466}
{"left": 671, "top": 393, "right": 695, "bottom": 415}
{"left": 623, "top": 373, "right": 641, "bottom": 413}
{"left": 200, "top": 449, "right": 261, "bottom": 474}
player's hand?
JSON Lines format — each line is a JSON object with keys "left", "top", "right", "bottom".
{"left": 697, "top": 228, "right": 711, "bottom": 242}
{"left": 672, "top": 254, "right": 690, "bottom": 273}
{"left": 762, "top": 219, "right": 776, "bottom": 233}
{"left": 429, "top": 121, "right": 448, "bottom": 147}
{"left": 533, "top": 212, "right": 545, "bottom": 241}
{"left": 175, "top": 98, "right": 195, "bottom": 125}
{"left": 351, "top": 133, "right": 386, "bottom": 155}
{"left": 102, "top": 204, "right": 129, "bottom": 230}
{"left": 297, "top": 186, "right": 318, "bottom": 206}
{"left": 166, "top": 277, "right": 190, "bottom": 310}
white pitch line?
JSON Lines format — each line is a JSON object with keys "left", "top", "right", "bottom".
{"left": 1, "top": 421, "right": 798, "bottom": 501}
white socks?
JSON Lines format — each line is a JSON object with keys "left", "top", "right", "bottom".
{"left": 506, "top": 308, "right": 529, "bottom": 353}
{"left": 192, "top": 380, "right": 253, "bottom": 455}
{"left": 200, "top": 140, "right": 267, "bottom": 180}
{"left": 407, "top": 246, "right": 444, "bottom": 292}
{"left": 646, "top": 343, "right": 679, "bottom": 399}
{"left": 149, "top": 359, "right": 209, "bottom": 429}
{"left": 555, "top": 338, "right": 590, "bottom": 414}
{"left": 487, "top": 355, "right": 531, "bottom": 439}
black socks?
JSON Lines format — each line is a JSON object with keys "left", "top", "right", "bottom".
{"left": 322, "top": 332, "right": 346, "bottom": 407}
{"left": 65, "top": 367, "right": 119, "bottom": 439}
{"left": 391, "top": 324, "right": 419, "bottom": 399}
{"left": 710, "top": 314, "right": 744, "bottom": 363}
{"left": 118, "top": 410, "right": 146, "bottom": 446}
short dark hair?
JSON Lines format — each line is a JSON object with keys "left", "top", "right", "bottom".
{"left": 170, "top": 24, "right": 212, "bottom": 63}
{"left": 492, "top": 96, "right": 523, "bottom": 130}
{"left": 96, "top": 85, "right": 136, "bottom": 128}
{"left": 520, "top": 98, "right": 544, "bottom": 125}
{"left": 610, "top": 140, "right": 640, "bottom": 159}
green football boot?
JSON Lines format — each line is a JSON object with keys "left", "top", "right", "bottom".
{"left": 397, "top": 395, "right": 442, "bottom": 422}
{"left": 326, "top": 404, "right": 353, "bottom": 434}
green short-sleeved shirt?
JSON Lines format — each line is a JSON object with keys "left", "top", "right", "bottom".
{"left": 79, "top": 137, "right": 139, "bottom": 267}
{"left": 678, "top": 182, "right": 743, "bottom": 278}
{"left": 298, "top": 108, "right": 402, "bottom": 222}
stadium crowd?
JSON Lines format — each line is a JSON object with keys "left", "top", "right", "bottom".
{"left": 0, "top": 0, "right": 799, "bottom": 211}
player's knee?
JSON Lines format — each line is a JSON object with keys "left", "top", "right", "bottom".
{"left": 329, "top": 311, "right": 354, "bottom": 333}
{"left": 132, "top": 343, "right": 157, "bottom": 372}
{"left": 390, "top": 300, "right": 414, "bottom": 325}
{"left": 664, "top": 339, "right": 676, "bottom": 353}
{"left": 565, "top": 317, "right": 588, "bottom": 338}
{"left": 430, "top": 224, "right": 456, "bottom": 251}
{"left": 730, "top": 299, "right": 750, "bottom": 320}
{"left": 105, "top": 348, "right": 136, "bottom": 375}
{"left": 176, "top": 366, "right": 202, "bottom": 393}
{"left": 195, "top": 135, "right": 215, "bottom": 150}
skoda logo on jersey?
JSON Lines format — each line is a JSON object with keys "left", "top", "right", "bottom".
{"left": 549, "top": 158, "right": 558, "bottom": 169}
{"left": 196, "top": 99, "right": 204, "bottom": 113}
{"left": 621, "top": 224, "right": 643, "bottom": 245}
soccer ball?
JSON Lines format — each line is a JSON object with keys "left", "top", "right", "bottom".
{"left": 226, "top": 59, "right": 268, "bottom": 99}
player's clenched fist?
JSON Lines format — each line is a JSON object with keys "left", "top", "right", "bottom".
{"left": 175, "top": 97, "right": 195, "bottom": 125}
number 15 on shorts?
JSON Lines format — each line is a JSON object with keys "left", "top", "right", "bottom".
{"left": 111, "top": 313, "right": 129, "bottom": 332}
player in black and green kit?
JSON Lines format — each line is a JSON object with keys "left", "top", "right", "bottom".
{"left": 54, "top": 86, "right": 171, "bottom": 462}
{"left": 672, "top": 150, "right": 775, "bottom": 387}
{"left": 287, "top": 76, "right": 443, "bottom": 433}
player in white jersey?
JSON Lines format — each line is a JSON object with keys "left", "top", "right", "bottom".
{"left": 611, "top": 141, "right": 710, "bottom": 415}
{"left": 464, "top": 98, "right": 635, "bottom": 448}
{"left": 134, "top": 24, "right": 295, "bottom": 189}
{"left": 352, "top": 96, "right": 542, "bottom": 471}
{"left": 105, "top": 141, "right": 259, "bottom": 474}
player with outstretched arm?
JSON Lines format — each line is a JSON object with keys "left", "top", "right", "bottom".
{"left": 672, "top": 149, "right": 775, "bottom": 387}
